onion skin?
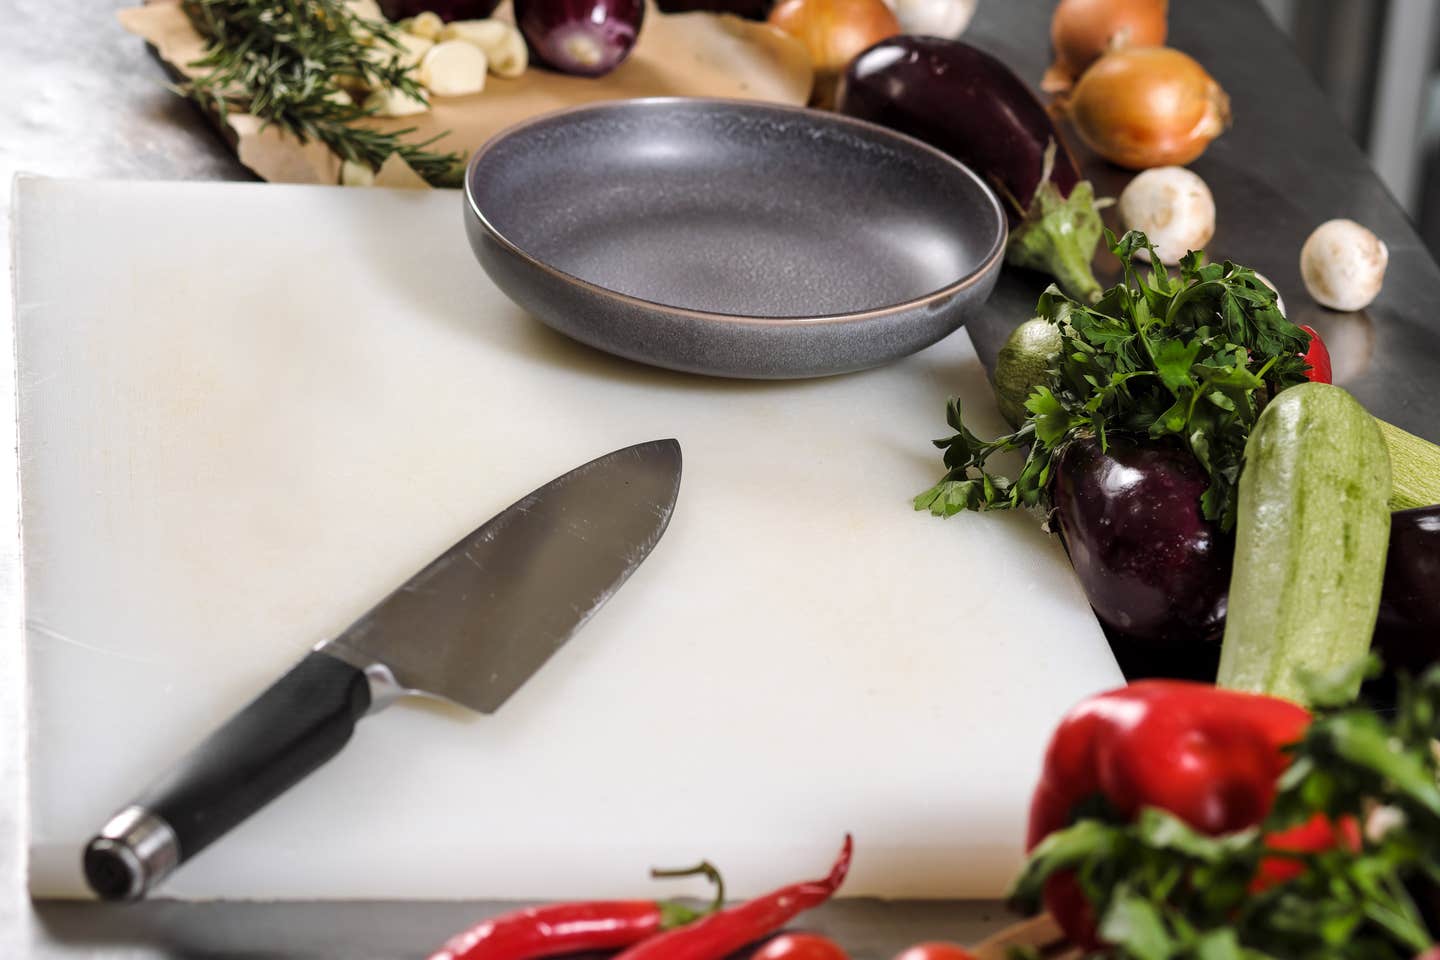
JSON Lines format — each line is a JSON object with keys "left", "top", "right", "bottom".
{"left": 1044, "top": 0, "right": 1167, "bottom": 93}
{"left": 378, "top": 0, "right": 502, "bottom": 21}
{"left": 513, "top": 0, "right": 645, "bottom": 77}
{"left": 656, "top": 0, "right": 772, "bottom": 18}
{"left": 768, "top": 0, "right": 899, "bottom": 108}
{"left": 1066, "top": 46, "right": 1231, "bottom": 170}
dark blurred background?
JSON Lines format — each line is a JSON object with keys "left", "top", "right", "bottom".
{"left": 1259, "top": 0, "right": 1440, "bottom": 256}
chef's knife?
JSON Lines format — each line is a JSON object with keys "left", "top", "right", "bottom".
{"left": 83, "top": 439, "right": 683, "bottom": 901}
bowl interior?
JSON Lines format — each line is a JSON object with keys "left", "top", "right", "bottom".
{"left": 468, "top": 100, "right": 1005, "bottom": 319}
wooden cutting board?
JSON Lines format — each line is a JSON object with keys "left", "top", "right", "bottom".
{"left": 16, "top": 176, "right": 1122, "bottom": 901}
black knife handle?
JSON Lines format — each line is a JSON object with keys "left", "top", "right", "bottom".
{"left": 83, "top": 651, "right": 372, "bottom": 901}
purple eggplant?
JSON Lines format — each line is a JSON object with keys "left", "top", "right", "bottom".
{"left": 1053, "top": 436, "right": 1231, "bottom": 665}
{"left": 377, "top": 0, "right": 502, "bottom": 21}
{"left": 513, "top": 0, "right": 644, "bottom": 77}
{"left": 835, "top": 36, "right": 1105, "bottom": 303}
{"left": 1372, "top": 505, "right": 1440, "bottom": 674}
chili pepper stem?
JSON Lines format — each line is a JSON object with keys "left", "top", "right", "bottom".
{"left": 650, "top": 859, "right": 726, "bottom": 922}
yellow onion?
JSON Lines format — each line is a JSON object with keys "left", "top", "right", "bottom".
{"left": 1065, "top": 46, "right": 1230, "bottom": 170}
{"left": 768, "top": 0, "right": 900, "bottom": 108}
{"left": 1043, "top": 0, "right": 1168, "bottom": 92}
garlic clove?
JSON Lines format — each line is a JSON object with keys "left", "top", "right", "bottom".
{"left": 418, "top": 40, "right": 488, "bottom": 97}
{"left": 344, "top": 0, "right": 384, "bottom": 21}
{"left": 437, "top": 19, "right": 526, "bottom": 75}
{"left": 1118, "top": 166, "right": 1215, "bottom": 266}
{"left": 363, "top": 85, "right": 431, "bottom": 116}
{"left": 340, "top": 159, "right": 377, "bottom": 187}
{"left": 366, "top": 30, "right": 434, "bottom": 69}
{"left": 406, "top": 11, "right": 445, "bottom": 40}
{"left": 439, "top": 18, "right": 511, "bottom": 49}
{"left": 484, "top": 24, "right": 528, "bottom": 78}
{"left": 1300, "top": 219, "right": 1388, "bottom": 312}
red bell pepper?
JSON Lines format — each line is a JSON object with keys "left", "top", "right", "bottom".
{"left": 1025, "top": 681, "right": 1355, "bottom": 947}
{"left": 1300, "top": 323, "right": 1333, "bottom": 383}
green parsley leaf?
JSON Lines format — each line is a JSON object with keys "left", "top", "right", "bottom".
{"left": 917, "top": 230, "right": 1313, "bottom": 529}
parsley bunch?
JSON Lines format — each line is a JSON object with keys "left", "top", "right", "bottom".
{"left": 1010, "top": 660, "right": 1440, "bottom": 960}
{"left": 915, "top": 231, "right": 1312, "bottom": 531}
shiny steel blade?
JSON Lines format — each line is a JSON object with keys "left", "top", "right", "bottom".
{"left": 320, "top": 439, "right": 682, "bottom": 712}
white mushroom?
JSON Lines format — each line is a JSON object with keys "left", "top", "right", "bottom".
{"left": 1251, "top": 271, "right": 1286, "bottom": 317}
{"left": 418, "top": 40, "right": 488, "bottom": 97}
{"left": 1300, "top": 219, "right": 1388, "bottom": 312}
{"left": 1118, "top": 166, "right": 1216, "bottom": 265}
{"left": 363, "top": 85, "right": 431, "bottom": 117}
{"left": 439, "top": 20, "right": 528, "bottom": 77}
{"left": 881, "top": 0, "right": 976, "bottom": 38}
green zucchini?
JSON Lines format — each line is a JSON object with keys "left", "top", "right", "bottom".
{"left": 1376, "top": 418, "right": 1440, "bottom": 510}
{"left": 1216, "top": 383, "right": 1392, "bottom": 704}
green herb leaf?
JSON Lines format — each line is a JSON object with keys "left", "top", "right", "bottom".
{"left": 919, "top": 230, "right": 1312, "bottom": 529}
{"left": 1012, "top": 662, "right": 1440, "bottom": 960}
{"left": 1099, "top": 890, "right": 1175, "bottom": 960}
{"left": 178, "top": 0, "right": 463, "bottom": 186}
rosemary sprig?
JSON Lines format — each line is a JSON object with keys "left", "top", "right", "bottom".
{"left": 177, "top": 0, "right": 464, "bottom": 187}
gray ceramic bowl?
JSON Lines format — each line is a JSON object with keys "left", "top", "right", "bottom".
{"left": 464, "top": 98, "right": 1007, "bottom": 379}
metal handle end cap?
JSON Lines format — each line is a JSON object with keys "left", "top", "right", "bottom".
{"left": 83, "top": 807, "right": 180, "bottom": 901}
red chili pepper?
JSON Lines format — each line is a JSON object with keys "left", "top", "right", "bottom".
{"left": 612, "top": 836, "right": 853, "bottom": 960}
{"left": 1025, "top": 681, "right": 1353, "bottom": 947}
{"left": 1300, "top": 323, "right": 1332, "bottom": 383}
{"left": 428, "top": 862, "right": 722, "bottom": 960}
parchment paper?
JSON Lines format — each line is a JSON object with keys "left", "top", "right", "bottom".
{"left": 118, "top": 0, "right": 814, "bottom": 187}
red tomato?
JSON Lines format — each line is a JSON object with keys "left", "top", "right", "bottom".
{"left": 753, "top": 933, "right": 850, "bottom": 960}
{"left": 893, "top": 944, "right": 979, "bottom": 960}
{"left": 1300, "top": 323, "right": 1332, "bottom": 383}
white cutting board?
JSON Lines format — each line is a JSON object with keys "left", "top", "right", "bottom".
{"left": 16, "top": 176, "right": 1122, "bottom": 901}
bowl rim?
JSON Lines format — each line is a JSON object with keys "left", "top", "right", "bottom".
{"left": 463, "top": 96, "right": 1008, "bottom": 326}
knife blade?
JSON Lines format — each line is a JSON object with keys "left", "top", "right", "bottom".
{"left": 83, "top": 439, "right": 682, "bottom": 902}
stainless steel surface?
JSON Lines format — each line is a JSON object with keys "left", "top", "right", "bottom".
{"left": 321, "top": 438, "right": 682, "bottom": 713}
{"left": 82, "top": 810, "right": 181, "bottom": 904}
{"left": 7, "top": 0, "right": 1440, "bottom": 956}
{"left": 464, "top": 98, "right": 1006, "bottom": 378}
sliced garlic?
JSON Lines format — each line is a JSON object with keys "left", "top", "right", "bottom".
{"left": 363, "top": 85, "right": 431, "bottom": 117}
{"left": 340, "top": 159, "right": 377, "bottom": 187}
{"left": 406, "top": 11, "right": 445, "bottom": 40}
{"left": 419, "top": 40, "right": 488, "bottom": 97}
{"left": 439, "top": 20, "right": 527, "bottom": 78}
